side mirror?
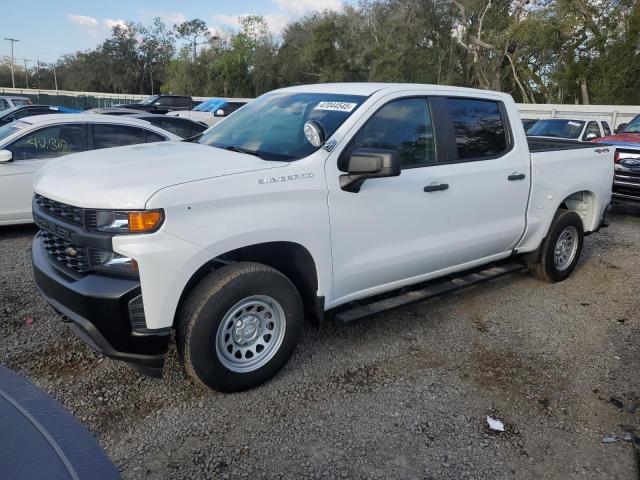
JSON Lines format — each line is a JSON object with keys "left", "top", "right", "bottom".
{"left": 339, "top": 148, "right": 400, "bottom": 193}
{"left": 615, "top": 123, "right": 627, "bottom": 134}
{"left": 584, "top": 132, "right": 598, "bottom": 141}
{"left": 153, "top": 101, "right": 162, "bottom": 106}
{"left": 0, "top": 150, "right": 13, "bottom": 163}
{"left": 214, "top": 109, "right": 226, "bottom": 117}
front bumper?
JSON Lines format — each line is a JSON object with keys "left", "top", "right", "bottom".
{"left": 32, "top": 234, "right": 170, "bottom": 377}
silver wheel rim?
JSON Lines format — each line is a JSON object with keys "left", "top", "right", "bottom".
{"left": 215, "top": 295, "right": 286, "bottom": 373}
{"left": 553, "top": 226, "right": 578, "bottom": 271}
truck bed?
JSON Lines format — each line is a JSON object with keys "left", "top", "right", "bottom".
{"left": 526, "top": 136, "right": 602, "bottom": 152}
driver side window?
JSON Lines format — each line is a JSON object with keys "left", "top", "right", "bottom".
{"left": 7, "top": 124, "right": 84, "bottom": 160}
{"left": 347, "top": 98, "right": 435, "bottom": 169}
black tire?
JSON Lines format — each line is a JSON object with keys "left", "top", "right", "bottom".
{"left": 177, "top": 262, "right": 304, "bottom": 392}
{"left": 528, "top": 210, "right": 584, "bottom": 283}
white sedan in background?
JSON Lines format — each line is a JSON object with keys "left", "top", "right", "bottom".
{"left": 167, "top": 97, "right": 250, "bottom": 126}
{"left": 0, "top": 114, "right": 181, "bottom": 225}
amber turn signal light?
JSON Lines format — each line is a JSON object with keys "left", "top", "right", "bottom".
{"left": 128, "top": 210, "right": 163, "bottom": 232}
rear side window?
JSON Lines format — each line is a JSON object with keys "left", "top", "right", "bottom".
{"left": 146, "top": 117, "right": 204, "bottom": 138}
{"left": 13, "top": 99, "right": 31, "bottom": 107}
{"left": 347, "top": 98, "right": 436, "bottom": 169}
{"left": 7, "top": 124, "right": 84, "bottom": 160}
{"left": 601, "top": 122, "right": 611, "bottom": 136}
{"left": 93, "top": 124, "right": 164, "bottom": 149}
{"left": 0, "top": 99, "right": 9, "bottom": 110}
{"left": 446, "top": 98, "right": 508, "bottom": 160}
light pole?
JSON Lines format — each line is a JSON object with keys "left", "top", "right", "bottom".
{"left": 23, "top": 58, "right": 31, "bottom": 88}
{"left": 4, "top": 38, "right": 19, "bottom": 88}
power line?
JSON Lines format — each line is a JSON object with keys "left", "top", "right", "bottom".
{"left": 4, "top": 38, "right": 19, "bottom": 88}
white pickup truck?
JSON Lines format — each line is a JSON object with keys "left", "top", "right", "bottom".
{"left": 31, "top": 83, "right": 613, "bottom": 392}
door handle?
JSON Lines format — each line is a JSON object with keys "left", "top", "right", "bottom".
{"left": 423, "top": 183, "right": 449, "bottom": 192}
{"left": 508, "top": 173, "right": 526, "bottom": 181}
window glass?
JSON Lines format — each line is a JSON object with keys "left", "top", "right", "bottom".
{"left": 146, "top": 117, "right": 192, "bottom": 138}
{"left": 194, "top": 98, "right": 225, "bottom": 112}
{"left": 13, "top": 99, "right": 30, "bottom": 107}
{"left": 7, "top": 124, "right": 83, "bottom": 160}
{"left": 348, "top": 98, "right": 435, "bottom": 168}
{"left": 93, "top": 124, "right": 158, "bottom": 149}
{"left": 446, "top": 98, "right": 508, "bottom": 160}
{"left": 145, "top": 130, "right": 166, "bottom": 143}
{"left": 584, "top": 121, "right": 601, "bottom": 139}
{"left": 198, "top": 92, "right": 366, "bottom": 161}
{"left": 14, "top": 108, "right": 52, "bottom": 120}
{"left": 623, "top": 115, "right": 640, "bottom": 133}
{"left": 0, "top": 99, "right": 9, "bottom": 111}
{"left": 527, "top": 119, "right": 584, "bottom": 139}
{"left": 601, "top": 122, "right": 611, "bottom": 136}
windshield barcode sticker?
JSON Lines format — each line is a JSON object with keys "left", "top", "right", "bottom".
{"left": 314, "top": 101, "right": 358, "bottom": 112}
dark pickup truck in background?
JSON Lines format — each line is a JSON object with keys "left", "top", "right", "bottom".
{"left": 114, "top": 94, "right": 193, "bottom": 114}
{"left": 593, "top": 113, "right": 640, "bottom": 202}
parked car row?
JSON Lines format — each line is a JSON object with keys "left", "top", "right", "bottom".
{"left": 0, "top": 114, "right": 181, "bottom": 225}
{"left": 522, "top": 113, "right": 640, "bottom": 203}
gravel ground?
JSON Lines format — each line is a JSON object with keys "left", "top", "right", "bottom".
{"left": 1, "top": 205, "right": 639, "bottom": 480}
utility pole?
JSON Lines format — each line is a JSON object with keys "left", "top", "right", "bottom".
{"left": 22, "top": 58, "right": 31, "bottom": 89}
{"left": 4, "top": 38, "right": 19, "bottom": 88}
{"left": 35, "top": 58, "right": 41, "bottom": 90}
{"left": 52, "top": 64, "right": 58, "bottom": 91}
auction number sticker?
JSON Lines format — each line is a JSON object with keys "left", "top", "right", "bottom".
{"left": 314, "top": 101, "right": 358, "bottom": 112}
{"left": 567, "top": 121, "right": 582, "bottom": 126}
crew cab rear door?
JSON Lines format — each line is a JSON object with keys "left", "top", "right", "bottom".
{"left": 326, "top": 94, "right": 453, "bottom": 304}
{"left": 437, "top": 96, "right": 529, "bottom": 264}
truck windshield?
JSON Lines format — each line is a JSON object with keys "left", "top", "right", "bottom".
{"left": 194, "top": 98, "right": 226, "bottom": 112}
{"left": 622, "top": 115, "right": 640, "bottom": 133}
{"left": 140, "top": 95, "right": 160, "bottom": 105}
{"left": 527, "top": 119, "right": 585, "bottom": 139}
{"left": 198, "top": 92, "right": 367, "bottom": 161}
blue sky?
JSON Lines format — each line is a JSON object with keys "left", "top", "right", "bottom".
{"left": 2, "top": 0, "right": 354, "bottom": 64}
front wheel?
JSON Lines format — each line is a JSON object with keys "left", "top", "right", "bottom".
{"left": 177, "top": 262, "right": 304, "bottom": 392}
{"left": 528, "top": 210, "right": 584, "bottom": 283}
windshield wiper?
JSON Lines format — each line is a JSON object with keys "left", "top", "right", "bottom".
{"left": 224, "top": 145, "right": 262, "bottom": 158}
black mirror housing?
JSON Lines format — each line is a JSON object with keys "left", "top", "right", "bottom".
{"left": 340, "top": 148, "right": 400, "bottom": 193}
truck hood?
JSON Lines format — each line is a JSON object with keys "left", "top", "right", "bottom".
{"left": 33, "top": 141, "right": 285, "bottom": 209}
{"left": 594, "top": 132, "right": 640, "bottom": 149}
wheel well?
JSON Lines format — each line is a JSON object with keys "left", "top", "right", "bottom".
{"left": 558, "top": 190, "right": 597, "bottom": 232}
{"left": 173, "top": 242, "right": 320, "bottom": 327}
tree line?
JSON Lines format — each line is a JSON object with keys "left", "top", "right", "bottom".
{"left": 2, "top": 0, "right": 639, "bottom": 105}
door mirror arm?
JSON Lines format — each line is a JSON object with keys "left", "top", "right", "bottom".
{"left": 339, "top": 148, "right": 401, "bottom": 193}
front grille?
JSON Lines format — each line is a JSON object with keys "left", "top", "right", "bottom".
{"left": 41, "top": 230, "right": 91, "bottom": 273}
{"left": 35, "top": 194, "right": 84, "bottom": 226}
{"left": 614, "top": 169, "right": 640, "bottom": 197}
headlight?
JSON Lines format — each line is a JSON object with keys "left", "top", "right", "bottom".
{"left": 90, "top": 250, "right": 138, "bottom": 277}
{"left": 92, "top": 209, "right": 164, "bottom": 234}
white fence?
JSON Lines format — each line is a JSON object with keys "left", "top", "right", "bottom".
{"left": 516, "top": 103, "right": 638, "bottom": 129}
{"left": 1, "top": 87, "right": 638, "bottom": 128}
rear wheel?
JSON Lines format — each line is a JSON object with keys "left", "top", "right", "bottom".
{"left": 529, "top": 210, "right": 584, "bottom": 283}
{"left": 177, "top": 262, "right": 304, "bottom": 392}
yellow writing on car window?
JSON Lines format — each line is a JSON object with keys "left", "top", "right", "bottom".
{"left": 26, "top": 136, "right": 70, "bottom": 152}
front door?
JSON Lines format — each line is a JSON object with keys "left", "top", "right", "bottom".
{"left": 326, "top": 96, "right": 454, "bottom": 305}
